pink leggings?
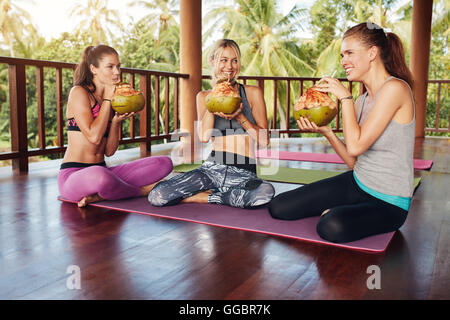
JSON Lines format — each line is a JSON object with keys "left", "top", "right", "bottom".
{"left": 58, "top": 156, "right": 173, "bottom": 201}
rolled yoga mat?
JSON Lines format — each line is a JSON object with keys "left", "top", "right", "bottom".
{"left": 58, "top": 167, "right": 421, "bottom": 253}
{"left": 256, "top": 149, "right": 433, "bottom": 170}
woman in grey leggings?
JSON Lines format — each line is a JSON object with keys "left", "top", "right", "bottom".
{"left": 149, "top": 151, "right": 274, "bottom": 208}
{"left": 149, "top": 39, "right": 274, "bottom": 208}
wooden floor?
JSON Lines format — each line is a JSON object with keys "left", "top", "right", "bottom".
{"left": 0, "top": 137, "right": 448, "bottom": 300}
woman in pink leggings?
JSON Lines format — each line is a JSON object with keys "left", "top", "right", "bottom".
{"left": 58, "top": 45, "right": 173, "bottom": 207}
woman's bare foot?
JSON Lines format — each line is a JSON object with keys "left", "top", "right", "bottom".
{"left": 181, "top": 190, "right": 211, "bottom": 204}
{"left": 78, "top": 193, "right": 104, "bottom": 207}
{"left": 140, "top": 180, "right": 164, "bottom": 197}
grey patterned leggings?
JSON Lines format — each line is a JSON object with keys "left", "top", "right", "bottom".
{"left": 148, "top": 161, "right": 275, "bottom": 208}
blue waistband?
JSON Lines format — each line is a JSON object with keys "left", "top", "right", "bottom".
{"left": 353, "top": 172, "right": 411, "bottom": 211}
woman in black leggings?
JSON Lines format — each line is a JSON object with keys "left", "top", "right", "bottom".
{"left": 270, "top": 171, "right": 408, "bottom": 243}
{"left": 269, "top": 23, "right": 415, "bottom": 243}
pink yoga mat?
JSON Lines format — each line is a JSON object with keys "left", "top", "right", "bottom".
{"left": 257, "top": 150, "right": 433, "bottom": 170}
{"left": 59, "top": 196, "right": 395, "bottom": 253}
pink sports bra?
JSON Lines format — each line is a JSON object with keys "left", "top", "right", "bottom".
{"left": 67, "top": 88, "right": 111, "bottom": 137}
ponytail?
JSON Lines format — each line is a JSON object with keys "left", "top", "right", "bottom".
{"left": 73, "top": 45, "right": 119, "bottom": 92}
{"left": 384, "top": 32, "right": 413, "bottom": 89}
{"left": 344, "top": 23, "right": 413, "bottom": 89}
{"left": 73, "top": 46, "right": 95, "bottom": 91}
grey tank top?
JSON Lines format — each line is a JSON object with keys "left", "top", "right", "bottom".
{"left": 212, "top": 83, "right": 256, "bottom": 136}
{"left": 353, "top": 76, "right": 416, "bottom": 198}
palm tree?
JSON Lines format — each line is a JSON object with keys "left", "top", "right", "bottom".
{"left": 204, "top": 0, "right": 314, "bottom": 128}
{"left": 130, "top": 0, "right": 180, "bottom": 70}
{"left": 431, "top": 0, "right": 449, "bottom": 38}
{"left": 131, "top": 0, "right": 179, "bottom": 37}
{"left": 0, "top": 0, "right": 37, "bottom": 57}
{"left": 205, "top": 0, "right": 313, "bottom": 76}
{"left": 69, "top": 0, "right": 122, "bottom": 45}
{"left": 14, "top": 23, "right": 45, "bottom": 58}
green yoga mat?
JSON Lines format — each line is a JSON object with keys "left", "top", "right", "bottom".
{"left": 173, "top": 163, "right": 421, "bottom": 189}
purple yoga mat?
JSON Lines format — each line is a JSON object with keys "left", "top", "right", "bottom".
{"left": 257, "top": 149, "right": 433, "bottom": 170}
{"left": 59, "top": 196, "right": 395, "bottom": 253}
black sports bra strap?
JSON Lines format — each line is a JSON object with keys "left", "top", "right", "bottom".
{"left": 82, "top": 85, "right": 99, "bottom": 106}
{"left": 89, "top": 91, "right": 99, "bottom": 106}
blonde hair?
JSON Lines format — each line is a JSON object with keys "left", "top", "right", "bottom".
{"left": 208, "top": 39, "right": 241, "bottom": 81}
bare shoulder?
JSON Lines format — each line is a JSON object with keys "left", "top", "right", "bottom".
{"left": 242, "top": 84, "right": 267, "bottom": 113}
{"left": 68, "top": 86, "right": 90, "bottom": 102}
{"left": 374, "top": 78, "right": 413, "bottom": 121}
{"left": 242, "top": 84, "right": 263, "bottom": 96}
{"left": 242, "top": 84, "right": 264, "bottom": 105}
{"left": 67, "top": 86, "right": 91, "bottom": 117}
{"left": 380, "top": 78, "right": 411, "bottom": 101}
{"left": 196, "top": 90, "right": 211, "bottom": 100}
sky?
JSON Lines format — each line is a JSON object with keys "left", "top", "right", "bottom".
{"left": 18, "top": 0, "right": 316, "bottom": 42}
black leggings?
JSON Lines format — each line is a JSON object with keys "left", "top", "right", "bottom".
{"left": 268, "top": 171, "right": 408, "bottom": 243}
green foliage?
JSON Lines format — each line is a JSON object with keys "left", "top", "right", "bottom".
{"left": 0, "top": 0, "right": 38, "bottom": 57}
{"left": 32, "top": 31, "right": 92, "bottom": 63}
{"left": 119, "top": 20, "right": 180, "bottom": 72}
{"left": 69, "top": 0, "right": 123, "bottom": 45}
{"left": 309, "top": 0, "right": 338, "bottom": 56}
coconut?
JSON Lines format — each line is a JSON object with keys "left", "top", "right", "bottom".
{"left": 293, "top": 87, "right": 338, "bottom": 126}
{"left": 205, "top": 79, "right": 241, "bottom": 114}
{"left": 111, "top": 82, "right": 145, "bottom": 114}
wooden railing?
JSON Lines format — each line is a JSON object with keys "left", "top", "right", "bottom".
{"left": 0, "top": 56, "right": 188, "bottom": 173}
{"left": 0, "top": 56, "right": 448, "bottom": 173}
{"left": 425, "top": 79, "right": 449, "bottom": 133}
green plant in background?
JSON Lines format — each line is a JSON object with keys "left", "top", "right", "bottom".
{"left": 69, "top": 0, "right": 123, "bottom": 45}
{"left": 0, "top": 0, "right": 38, "bottom": 57}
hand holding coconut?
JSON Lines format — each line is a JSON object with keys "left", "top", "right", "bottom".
{"left": 205, "top": 77, "right": 243, "bottom": 119}
{"left": 109, "top": 82, "right": 144, "bottom": 124}
{"left": 111, "top": 82, "right": 145, "bottom": 114}
{"left": 293, "top": 86, "right": 339, "bottom": 135}
{"left": 111, "top": 110, "right": 136, "bottom": 125}
{"left": 296, "top": 114, "right": 333, "bottom": 136}
{"left": 315, "top": 77, "right": 352, "bottom": 102}
{"left": 213, "top": 102, "right": 244, "bottom": 120}
{"left": 294, "top": 76, "right": 353, "bottom": 135}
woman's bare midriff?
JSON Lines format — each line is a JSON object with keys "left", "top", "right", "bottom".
{"left": 62, "top": 132, "right": 107, "bottom": 163}
{"left": 212, "top": 134, "right": 256, "bottom": 159}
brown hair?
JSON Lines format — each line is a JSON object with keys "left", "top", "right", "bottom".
{"left": 208, "top": 39, "right": 241, "bottom": 81}
{"left": 73, "top": 45, "right": 119, "bottom": 92}
{"left": 344, "top": 22, "right": 413, "bottom": 89}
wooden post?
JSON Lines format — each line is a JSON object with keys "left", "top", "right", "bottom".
{"left": 36, "top": 67, "right": 46, "bottom": 149}
{"left": 140, "top": 74, "right": 152, "bottom": 157}
{"left": 9, "top": 64, "right": 28, "bottom": 174}
{"left": 56, "top": 68, "right": 64, "bottom": 147}
{"left": 410, "top": 0, "right": 433, "bottom": 138}
{"left": 179, "top": 0, "right": 202, "bottom": 162}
